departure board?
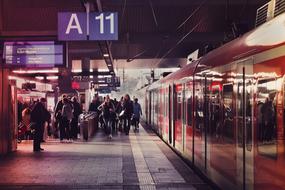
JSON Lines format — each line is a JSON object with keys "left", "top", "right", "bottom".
{"left": 3, "top": 41, "right": 64, "bottom": 67}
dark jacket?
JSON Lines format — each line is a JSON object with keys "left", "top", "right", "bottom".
{"left": 100, "top": 101, "right": 115, "bottom": 119}
{"left": 123, "top": 100, "right": 133, "bottom": 119}
{"left": 31, "top": 102, "right": 50, "bottom": 124}
{"left": 72, "top": 101, "right": 82, "bottom": 118}
{"left": 89, "top": 100, "right": 101, "bottom": 112}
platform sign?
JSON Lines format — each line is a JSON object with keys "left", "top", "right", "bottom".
{"left": 72, "top": 76, "right": 120, "bottom": 87}
{"left": 3, "top": 41, "right": 64, "bottom": 67}
{"left": 58, "top": 12, "right": 87, "bottom": 41}
{"left": 89, "top": 12, "right": 118, "bottom": 40}
{"left": 58, "top": 12, "right": 118, "bottom": 41}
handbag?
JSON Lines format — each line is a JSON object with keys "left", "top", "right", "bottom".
{"left": 119, "top": 110, "right": 125, "bottom": 117}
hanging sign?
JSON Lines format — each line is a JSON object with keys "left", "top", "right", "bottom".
{"left": 58, "top": 12, "right": 118, "bottom": 41}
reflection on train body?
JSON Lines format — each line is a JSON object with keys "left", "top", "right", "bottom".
{"left": 136, "top": 13, "right": 285, "bottom": 190}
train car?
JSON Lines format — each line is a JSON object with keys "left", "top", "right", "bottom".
{"left": 144, "top": 13, "right": 285, "bottom": 190}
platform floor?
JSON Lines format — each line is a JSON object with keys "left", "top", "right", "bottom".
{"left": 0, "top": 125, "right": 212, "bottom": 190}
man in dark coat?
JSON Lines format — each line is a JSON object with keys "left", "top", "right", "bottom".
{"left": 89, "top": 94, "right": 101, "bottom": 112}
{"left": 54, "top": 94, "right": 66, "bottom": 138}
{"left": 123, "top": 94, "right": 133, "bottom": 135}
{"left": 30, "top": 98, "right": 50, "bottom": 152}
{"left": 71, "top": 96, "right": 82, "bottom": 140}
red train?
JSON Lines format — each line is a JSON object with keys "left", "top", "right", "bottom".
{"left": 138, "top": 13, "right": 285, "bottom": 190}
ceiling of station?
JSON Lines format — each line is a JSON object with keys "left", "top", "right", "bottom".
{"left": 0, "top": 0, "right": 269, "bottom": 68}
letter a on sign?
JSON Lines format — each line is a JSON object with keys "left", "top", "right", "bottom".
{"left": 58, "top": 13, "right": 87, "bottom": 41}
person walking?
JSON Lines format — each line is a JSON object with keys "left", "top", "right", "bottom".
{"left": 54, "top": 94, "right": 66, "bottom": 138}
{"left": 60, "top": 98, "right": 73, "bottom": 142}
{"left": 133, "top": 98, "right": 142, "bottom": 132}
{"left": 30, "top": 98, "right": 50, "bottom": 152}
{"left": 98, "top": 95, "right": 115, "bottom": 138}
{"left": 122, "top": 94, "right": 133, "bottom": 135}
{"left": 116, "top": 97, "right": 124, "bottom": 132}
{"left": 71, "top": 96, "right": 82, "bottom": 140}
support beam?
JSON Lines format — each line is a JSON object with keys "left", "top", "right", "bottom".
{"left": 95, "top": 0, "right": 115, "bottom": 76}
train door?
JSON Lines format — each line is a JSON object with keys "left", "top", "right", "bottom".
{"left": 236, "top": 59, "right": 254, "bottom": 190}
{"left": 184, "top": 81, "right": 194, "bottom": 161}
{"left": 168, "top": 85, "right": 172, "bottom": 145}
{"left": 172, "top": 84, "right": 176, "bottom": 147}
{"left": 163, "top": 87, "right": 169, "bottom": 141}
{"left": 182, "top": 83, "right": 186, "bottom": 153}
{"left": 193, "top": 74, "right": 208, "bottom": 171}
{"left": 148, "top": 91, "right": 152, "bottom": 126}
{"left": 254, "top": 74, "right": 285, "bottom": 189}
{"left": 174, "top": 84, "right": 183, "bottom": 151}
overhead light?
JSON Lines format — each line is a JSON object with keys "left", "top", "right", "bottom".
{"left": 99, "top": 84, "right": 108, "bottom": 87}
{"left": 13, "top": 69, "right": 59, "bottom": 74}
{"left": 107, "top": 64, "right": 112, "bottom": 67}
{"left": 90, "top": 69, "right": 93, "bottom": 72}
{"left": 35, "top": 76, "right": 44, "bottom": 80}
{"left": 46, "top": 76, "right": 58, "bottom": 80}
{"left": 103, "top": 54, "right": 109, "bottom": 57}
{"left": 89, "top": 75, "right": 94, "bottom": 79}
{"left": 98, "top": 69, "right": 109, "bottom": 72}
{"left": 72, "top": 69, "right": 82, "bottom": 73}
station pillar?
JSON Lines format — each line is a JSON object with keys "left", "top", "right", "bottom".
{"left": 0, "top": 68, "right": 16, "bottom": 155}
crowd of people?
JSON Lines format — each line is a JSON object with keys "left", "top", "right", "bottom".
{"left": 17, "top": 93, "right": 142, "bottom": 152}
{"left": 89, "top": 94, "right": 142, "bottom": 138}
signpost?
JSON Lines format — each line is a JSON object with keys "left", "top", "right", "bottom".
{"left": 58, "top": 12, "right": 118, "bottom": 41}
{"left": 71, "top": 76, "right": 120, "bottom": 90}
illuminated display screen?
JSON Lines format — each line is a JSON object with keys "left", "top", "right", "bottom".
{"left": 3, "top": 41, "right": 64, "bottom": 67}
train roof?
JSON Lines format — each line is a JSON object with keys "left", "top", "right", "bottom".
{"left": 199, "top": 13, "right": 285, "bottom": 69}
{"left": 148, "top": 13, "right": 285, "bottom": 90}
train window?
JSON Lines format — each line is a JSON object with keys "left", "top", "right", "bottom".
{"left": 177, "top": 92, "right": 182, "bottom": 120}
{"left": 187, "top": 94, "right": 193, "bottom": 126}
{"left": 237, "top": 79, "right": 253, "bottom": 150}
{"left": 223, "top": 84, "right": 234, "bottom": 141}
{"left": 257, "top": 78, "right": 277, "bottom": 159}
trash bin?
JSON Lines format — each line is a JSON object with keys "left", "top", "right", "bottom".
{"left": 79, "top": 114, "right": 89, "bottom": 141}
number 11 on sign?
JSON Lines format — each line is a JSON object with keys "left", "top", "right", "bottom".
{"left": 95, "top": 13, "right": 114, "bottom": 34}
{"left": 90, "top": 12, "right": 118, "bottom": 40}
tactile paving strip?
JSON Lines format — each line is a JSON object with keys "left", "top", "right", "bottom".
{"left": 130, "top": 132, "right": 156, "bottom": 190}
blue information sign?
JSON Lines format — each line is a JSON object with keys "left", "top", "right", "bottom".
{"left": 58, "top": 12, "right": 118, "bottom": 41}
{"left": 58, "top": 12, "right": 87, "bottom": 41}
{"left": 3, "top": 41, "right": 64, "bottom": 67}
{"left": 89, "top": 12, "right": 118, "bottom": 41}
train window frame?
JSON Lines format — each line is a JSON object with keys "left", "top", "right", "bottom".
{"left": 257, "top": 77, "right": 278, "bottom": 160}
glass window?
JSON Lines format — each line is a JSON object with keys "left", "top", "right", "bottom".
{"left": 257, "top": 78, "right": 277, "bottom": 159}
{"left": 223, "top": 84, "right": 234, "bottom": 140}
{"left": 177, "top": 92, "right": 182, "bottom": 120}
{"left": 187, "top": 97, "right": 193, "bottom": 126}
